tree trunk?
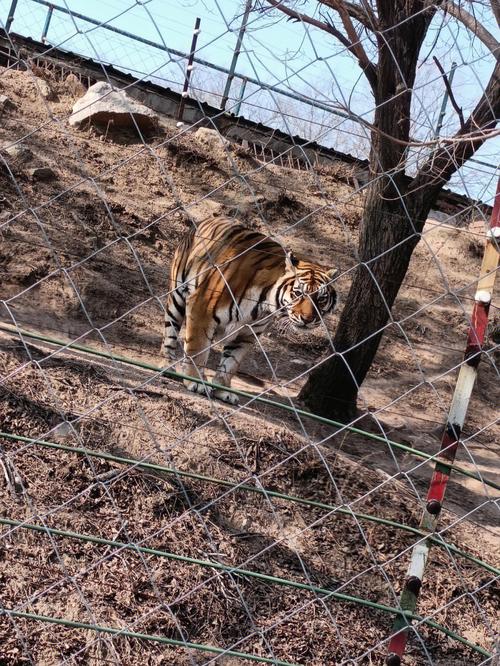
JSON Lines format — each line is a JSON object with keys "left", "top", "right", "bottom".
{"left": 298, "top": 186, "right": 434, "bottom": 419}
{"left": 298, "top": 4, "right": 499, "bottom": 420}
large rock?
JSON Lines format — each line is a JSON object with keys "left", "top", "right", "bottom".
{"left": 69, "top": 81, "right": 158, "bottom": 132}
{"left": 34, "top": 76, "right": 56, "bottom": 101}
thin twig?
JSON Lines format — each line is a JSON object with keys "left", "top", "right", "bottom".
{"left": 433, "top": 55, "right": 466, "bottom": 130}
{"left": 0, "top": 453, "right": 23, "bottom": 497}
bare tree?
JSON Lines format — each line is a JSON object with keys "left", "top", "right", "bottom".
{"left": 265, "top": 0, "right": 500, "bottom": 419}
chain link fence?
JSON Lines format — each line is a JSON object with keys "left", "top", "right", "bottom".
{"left": 0, "top": 1, "right": 499, "bottom": 664}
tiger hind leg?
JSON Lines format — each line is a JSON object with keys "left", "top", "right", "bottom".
{"left": 163, "top": 287, "right": 186, "bottom": 361}
{"left": 182, "top": 296, "right": 216, "bottom": 397}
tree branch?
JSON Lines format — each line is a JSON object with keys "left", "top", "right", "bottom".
{"left": 324, "top": 0, "right": 377, "bottom": 87}
{"left": 437, "top": 0, "right": 500, "bottom": 59}
{"left": 491, "top": 0, "right": 500, "bottom": 28}
{"left": 264, "top": 0, "right": 352, "bottom": 47}
{"left": 322, "top": 0, "right": 378, "bottom": 30}
{"left": 265, "top": 0, "right": 377, "bottom": 89}
{"left": 411, "top": 60, "right": 500, "bottom": 195}
{"left": 433, "top": 55, "right": 465, "bottom": 129}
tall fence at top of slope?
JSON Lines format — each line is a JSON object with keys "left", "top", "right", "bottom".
{"left": 0, "top": 1, "right": 499, "bottom": 665}
{"left": 0, "top": 27, "right": 493, "bottom": 223}
{"left": 2, "top": 0, "right": 498, "bottom": 192}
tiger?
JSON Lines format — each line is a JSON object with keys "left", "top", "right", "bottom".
{"left": 163, "top": 216, "right": 338, "bottom": 404}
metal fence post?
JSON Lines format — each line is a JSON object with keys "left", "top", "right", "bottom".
{"left": 234, "top": 76, "right": 248, "bottom": 116}
{"left": 5, "top": 0, "right": 19, "bottom": 32}
{"left": 434, "top": 61, "right": 457, "bottom": 139}
{"left": 41, "top": 4, "right": 54, "bottom": 43}
{"left": 220, "top": 0, "right": 252, "bottom": 111}
{"left": 177, "top": 17, "right": 201, "bottom": 122}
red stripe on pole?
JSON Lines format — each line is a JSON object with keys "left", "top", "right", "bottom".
{"left": 427, "top": 470, "right": 450, "bottom": 503}
{"left": 388, "top": 630, "right": 407, "bottom": 659}
{"left": 427, "top": 431, "right": 458, "bottom": 501}
{"left": 465, "top": 301, "right": 490, "bottom": 362}
{"left": 438, "top": 431, "right": 459, "bottom": 461}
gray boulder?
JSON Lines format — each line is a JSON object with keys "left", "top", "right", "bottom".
{"left": 69, "top": 81, "right": 158, "bottom": 132}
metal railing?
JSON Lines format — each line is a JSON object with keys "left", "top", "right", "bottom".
{"left": 2, "top": 0, "right": 497, "bottom": 179}
{"left": 4, "top": 0, "right": 351, "bottom": 120}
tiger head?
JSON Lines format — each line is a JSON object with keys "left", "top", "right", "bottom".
{"left": 281, "top": 251, "right": 338, "bottom": 329}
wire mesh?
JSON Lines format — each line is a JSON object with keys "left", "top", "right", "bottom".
{"left": 0, "top": 0, "right": 499, "bottom": 664}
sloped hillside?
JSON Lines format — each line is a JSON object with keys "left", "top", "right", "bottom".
{"left": 0, "top": 66, "right": 498, "bottom": 665}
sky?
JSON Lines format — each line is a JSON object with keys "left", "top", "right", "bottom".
{"left": 2, "top": 0, "right": 498, "bottom": 204}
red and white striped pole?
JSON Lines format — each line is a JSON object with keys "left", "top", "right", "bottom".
{"left": 386, "top": 178, "right": 500, "bottom": 665}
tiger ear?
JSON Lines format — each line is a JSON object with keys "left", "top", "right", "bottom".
{"left": 326, "top": 268, "right": 339, "bottom": 281}
{"left": 285, "top": 249, "right": 299, "bottom": 271}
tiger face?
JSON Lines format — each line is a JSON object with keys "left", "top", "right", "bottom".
{"left": 282, "top": 252, "right": 338, "bottom": 330}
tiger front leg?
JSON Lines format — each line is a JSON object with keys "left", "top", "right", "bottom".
{"left": 213, "top": 330, "right": 256, "bottom": 404}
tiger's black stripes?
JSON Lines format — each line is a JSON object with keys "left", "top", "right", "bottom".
{"left": 163, "top": 217, "right": 338, "bottom": 404}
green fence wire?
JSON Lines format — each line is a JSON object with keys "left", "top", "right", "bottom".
{"left": 0, "top": 519, "right": 492, "bottom": 659}
{"left": 1, "top": 323, "right": 498, "bottom": 493}
{"left": 1, "top": 431, "right": 498, "bottom": 577}
{"left": 1, "top": 609, "right": 299, "bottom": 666}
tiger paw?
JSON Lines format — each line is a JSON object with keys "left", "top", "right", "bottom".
{"left": 162, "top": 343, "right": 178, "bottom": 361}
{"left": 213, "top": 389, "right": 240, "bottom": 405}
{"left": 185, "top": 381, "right": 212, "bottom": 398}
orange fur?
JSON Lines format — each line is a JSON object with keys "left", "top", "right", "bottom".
{"left": 163, "top": 217, "right": 337, "bottom": 403}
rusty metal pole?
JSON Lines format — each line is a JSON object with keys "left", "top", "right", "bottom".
{"left": 41, "top": 4, "right": 54, "bottom": 43}
{"left": 5, "top": 0, "right": 19, "bottom": 32}
{"left": 177, "top": 17, "right": 201, "bottom": 122}
{"left": 220, "top": 0, "right": 252, "bottom": 111}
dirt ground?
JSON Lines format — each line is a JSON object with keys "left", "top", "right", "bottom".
{"left": 0, "top": 66, "right": 498, "bottom": 665}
